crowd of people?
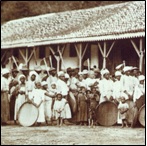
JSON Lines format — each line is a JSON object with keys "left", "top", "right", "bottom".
{"left": 1, "top": 63, "right": 145, "bottom": 128}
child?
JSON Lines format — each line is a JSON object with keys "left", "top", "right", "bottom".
{"left": 42, "top": 81, "right": 56, "bottom": 125}
{"left": 29, "top": 81, "right": 45, "bottom": 126}
{"left": 77, "top": 84, "right": 88, "bottom": 126}
{"left": 118, "top": 96, "right": 129, "bottom": 128}
{"left": 87, "top": 87, "right": 99, "bottom": 128}
{"left": 53, "top": 92, "right": 67, "bottom": 127}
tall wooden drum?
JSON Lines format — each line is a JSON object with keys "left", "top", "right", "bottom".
{"left": 18, "top": 102, "right": 39, "bottom": 127}
{"left": 138, "top": 104, "right": 145, "bottom": 127}
{"left": 96, "top": 101, "right": 118, "bottom": 126}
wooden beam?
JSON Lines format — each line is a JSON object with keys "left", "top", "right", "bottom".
{"left": 79, "top": 43, "right": 82, "bottom": 72}
{"left": 19, "top": 49, "right": 26, "bottom": 63}
{"left": 26, "top": 48, "right": 28, "bottom": 64}
{"left": 1, "top": 50, "right": 7, "bottom": 62}
{"left": 82, "top": 43, "right": 88, "bottom": 59}
{"left": 58, "top": 46, "right": 66, "bottom": 70}
{"left": 11, "top": 56, "right": 19, "bottom": 69}
{"left": 74, "top": 44, "right": 80, "bottom": 58}
{"left": 98, "top": 42, "right": 104, "bottom": 57}
{"left": 28, "top": 48, "right": 35, "bottom": 63}
{"left": 106, "top": 41, "right": 115, "bottom": 58}
{"left": 139, "top": 38, "right": 143, "bottom": 72}
{"left": 33, "top": 47, "right": 37, "bottom": 65}
{"left": 130, "top": 39, "right": 140, "bottom": 57}
{"left": 103, "top": 42, "right": 107, "bottom": 68}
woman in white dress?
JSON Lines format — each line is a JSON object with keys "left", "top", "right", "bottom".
{"left": 13, "top": 74, "right": 27, "bottom": 122}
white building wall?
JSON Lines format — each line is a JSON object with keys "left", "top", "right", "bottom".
{"left": 90, "top": 45, "right": 99, "bottom": 68}
{"left": 61, "top": 44, "right": 78, "bottom": 69}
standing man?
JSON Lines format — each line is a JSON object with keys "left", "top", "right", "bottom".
{"left": 1, "top": 68, "right": 10, "bottom": 125}
{"left": 9, "top": 69, "right": 19, "bottom": 121}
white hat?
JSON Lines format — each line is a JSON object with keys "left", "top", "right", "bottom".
{"left": 56, "top": 91, "right": 62, "bottom": 95}
{"left": 70, "top": 84, "right": 77, "bottom": 90}
{"left": 65, "top": 73, "right": 70, "bottom": 79}
{"left": 123, "top": 66, "right": 132, "bottom": 73}
{"left": 51, "top": 82, "right": 57, "bottom": 86}
{"left": 79, "top": 82, "right": 86, "bottom": 88}
{"left": 88, "top": 70, "right": 95, "bottom": 75}
{"left": 78, "top": 72, "right": 83, "bottom": 75}
{"left": 34, "top": 66, "right": 42, "bottom": 71}
{"left": 138, "top": 75, "right": 145, "bottom": 81}
{"left": 115, "top": 64, "right": 124, "bottom": 70}
{"left": 57, "top": 71, "right": 64, "bottom": 77}
{"left": 41, "top": 81, "right": 48, "bottom": 86}
{"left": 115, "top": 71, "right": 122, "bottom": 76}
{"left": 29, "top": 71, "right": 38, "bottom": 77}
{"left": 2, "top": 68, "right": 9, "bottom": 75}
{"left": 18, "top": 74, "right": 26, "bottom": 81}
{"left": 82, "top": 69, "right": 88, "bottom": 74}
{"left": 102, "top": 69, "right": 109, "bottom": 75}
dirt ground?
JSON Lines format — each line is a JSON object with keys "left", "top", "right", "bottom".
{"left": 1, "top": 123, "right": 145, "bottom": 145}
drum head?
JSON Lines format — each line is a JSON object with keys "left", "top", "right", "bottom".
{"left": 96, "top": 101, "right": 118, "bottom": 126}
{"left": 138, "top": 104, "right": 145, "bottom": 127}
{"left": 18, "top": 102, "right": 39, "bottom": 127}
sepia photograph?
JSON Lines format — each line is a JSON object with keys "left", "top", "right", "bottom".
{"left": 1, "top": 1, "right": 145, "bottom": 145}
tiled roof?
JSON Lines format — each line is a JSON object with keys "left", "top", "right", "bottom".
{"left": 1, "top": 1, "right": 145, "bottom": 49}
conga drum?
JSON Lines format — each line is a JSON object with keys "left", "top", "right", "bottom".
{"left": 96, "top": 101, "right": 118, "bottom": 126}
{"left": 136, "top": 95, "right": 145, "bottom": 110}
{"left": 18, "top": 102, "right": 39, "bottom": 127}
{"left": 138, "top": 104, "right": 145, "bottom": 127}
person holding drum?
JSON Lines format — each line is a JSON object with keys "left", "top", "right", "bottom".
{"left": 99, "top": 69, "right": 114, "bottom": 103}
{"left": 13, "top": 74, "right": 27, "bottom": 123}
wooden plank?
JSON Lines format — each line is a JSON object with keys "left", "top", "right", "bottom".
{"left": 12, "top": 56, "right": 19, "bottom": 69}
{"left": 98, "top": 43, "right": 104, "bottom": 57}
{"left": 19, "top": 49, "right": 26, "bottom": 63}
{"left": 79, "top": 43, "right": 82, "bottom": 72}
{"left": 28, "top": 48, "right": 35, "bottom": 63}
{"left": 26, "top": 48, "right": 28, "bottom": 64}
{"left": 58, "top": 46, "right": 66, "bottom": 70}
{"left": 33, "top": 47, "right": 37, "bottom": 65}
{"left": 130, "top": 39, "right": 140, "bottom": 57}
{"left": 82, "top": 43, "right": 88, "bottom": 59}
{"left": 74, "top": 44, "right": 80, "bottom": 58}
{"left": 103, "top": 42, "right": 107, "bottom": 68}
{"left": 1, "top": 50, "right": 7, "bottom": 62}
{"left": 106, "top": 41, "right": 115, "bottom": 58}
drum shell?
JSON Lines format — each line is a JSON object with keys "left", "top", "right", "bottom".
{"left": 138, "top": 104, "right": 145, "bottom": 127}
{"left": 96, "top": 101, "right": 118, "bottom": 126}
{"left": 18, "top": 102, "right": 39, "bottom": 127}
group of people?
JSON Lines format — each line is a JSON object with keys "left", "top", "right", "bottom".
{"left": 1, "top": 63, "right": 145, "bottom": 128}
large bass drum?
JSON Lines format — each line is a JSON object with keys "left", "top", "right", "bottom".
{"left": 138, "top": 104, "right": 145, "bottom": 127}
{"left": 18, "top": 102, "right": 39, "bottom": 127}
{"left": 96, "top": 101, "right": 118, "bottom": 126}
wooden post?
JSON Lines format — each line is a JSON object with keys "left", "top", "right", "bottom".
{"left": 139, "top": 38, "right": 143, "bottom": 72}
{"left": 130, "top": 39, "right": 144, "bottom": 72}
{"left": 103, "top": 42, "right": 106, "bottom": 69}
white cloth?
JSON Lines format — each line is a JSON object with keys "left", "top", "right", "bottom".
{"left": 121, "top": 75, "right": 134, "bottom": 96}
{"left": 1, "top": 76, "right": 9, "bottom": 91}
{"left": 133, "top": 83, "right": 145, "bottom": 102}
{"left": 30, "top": 89, "right": 45, "bottom": 122}
{"left": 113, "top": 79, "right": 124, "bottom": 101}
{"left": 56, "top": 79, "right": 69, "bottom": 96}
{"left": 99, "top": 78, "right": 114, "bottom": 103}
{"left": 47, "top": 75, "right": 58, "bottom": 88}
{"left": 53, "top": 98, "right": 66, "bottom": 119}
{"left": 14, "top": 86, "right": 26, "bottom": 120}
